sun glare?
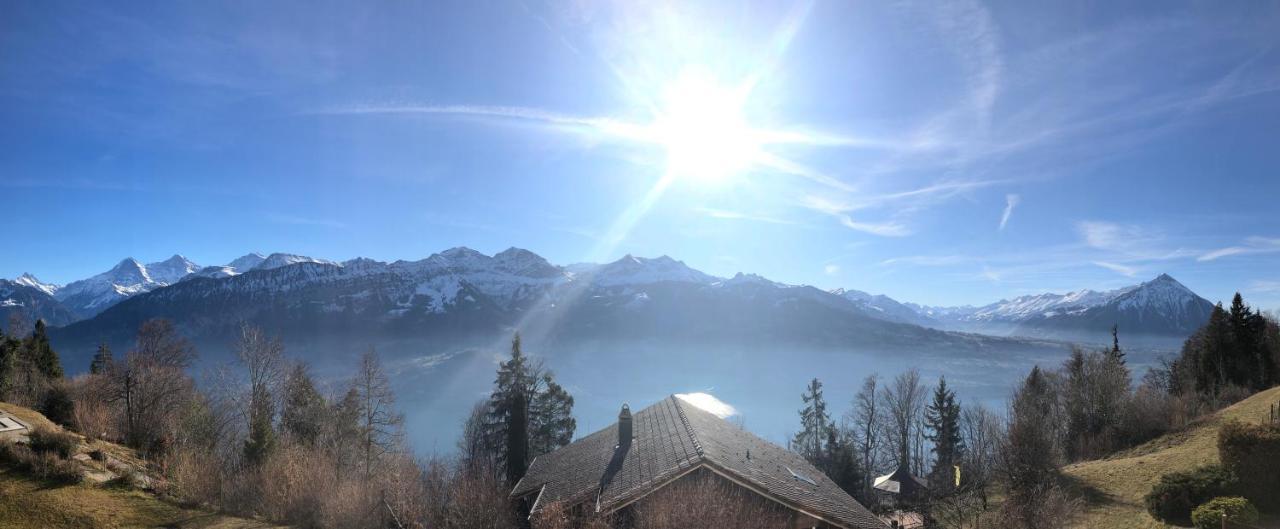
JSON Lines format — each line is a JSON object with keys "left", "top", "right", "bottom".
{"left": 649, "top": 72, "right": 759, "bottom": 183}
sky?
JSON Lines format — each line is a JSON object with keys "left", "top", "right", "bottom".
{"left": 3, "top": 1, "right": 1280, "bottom": 310}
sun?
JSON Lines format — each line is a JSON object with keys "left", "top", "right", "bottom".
{"left": 648, "top": 71, "right": 759, "bottom": 183}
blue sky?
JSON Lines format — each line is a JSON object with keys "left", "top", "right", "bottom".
{"left": 3, "top": 1, "right": 1280, "bottom": 310}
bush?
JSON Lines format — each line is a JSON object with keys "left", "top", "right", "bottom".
{"left": 1218, "top": 420, "right": 1280, "bottom": 511}
{"left": 0, "top": 441, "right": 82, "bottom": 485}
{"left": 1192, "top": 497, "right": 1259, "bottom": 529}
{"left": 40, "top": 383, "right": 76, "bottom": 427}
{"left": 1145, "top": 464, "right": 1239, "bottom": 525}
{"left": 29, "top": 450, "right": 84, "bottom": 484}
{"left": 28, "top": 427, "right": 79, "bottom": 459}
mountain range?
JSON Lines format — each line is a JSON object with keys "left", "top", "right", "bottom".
{"left": 3, "top": 248, "right": 1215, "bottom": 370}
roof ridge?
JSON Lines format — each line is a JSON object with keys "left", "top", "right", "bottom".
{"left": 669, "top": 395, "right": 704, "bottom": 456}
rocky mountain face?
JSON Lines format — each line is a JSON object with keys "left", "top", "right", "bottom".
{"left": 0, "top": 279, "right": 78, "bottom": 328}
{"left": 18, "top": 247, "right": 1216, "bottom": 364}
{"left": 47, "top": 247, "right": 1053, "bottom": 371}
{"left": 911, "top": 273, "right": 1214, "bottom": 344}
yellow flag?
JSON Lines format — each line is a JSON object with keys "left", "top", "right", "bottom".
{"left": 954, "top": 465, "right": 961, "bottom": 487}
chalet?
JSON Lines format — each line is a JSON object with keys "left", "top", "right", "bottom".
{"left": 511, "top": 395, "right": 887, "bottom": 529}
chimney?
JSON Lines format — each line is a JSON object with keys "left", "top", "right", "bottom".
{"left": 617, "top": 403, "right": 632, "bottom": 448}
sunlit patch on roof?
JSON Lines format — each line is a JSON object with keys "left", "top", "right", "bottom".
{"left": 787, "top": 466, "right": 817, "bottom": 486}
{"left": 675, "top": 392, "right": 737, "bottom": 418}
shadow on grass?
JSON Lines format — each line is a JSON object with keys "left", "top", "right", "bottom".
{"left": 1060, "top": 473, "right": 1118, "bottom": 507}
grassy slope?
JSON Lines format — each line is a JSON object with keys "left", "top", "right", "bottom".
{"left": 0, "top": 402, "right": 279, "bottom": 529}
{"left": 1062, "top": 386, "right": 1280, "bottom": 528}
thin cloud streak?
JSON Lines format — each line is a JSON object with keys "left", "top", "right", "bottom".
{"left": 999, "top": 193, "right": 1020, "bottom": 231}
{"left": 694, "top": 207, "right": 796, "bottom": 225}
{"left": 1198, "top": 236, "right": 1280, "bottom": 261}
{"left": 1093, "top": 261, "right": 1138, "bottom": 277}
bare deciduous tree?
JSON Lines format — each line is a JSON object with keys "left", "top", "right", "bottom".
{"left": 107, "top": 319, "right": 197, "bottom": 451}
{"left": 235, "top": 323, "right": 285, "bottom": 464}
{"left": 353, "top": 347, "right": 404, "bottom": 477}
{"left": 881, "top": 368, "right": 926, "bottom": 474}
{"left": 849, "top": 374, "right": 882, "bottom": 499}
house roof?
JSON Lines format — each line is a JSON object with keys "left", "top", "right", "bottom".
{"left": 511, "top": 395, "right": 886, "bottom": 529}
{"left": 872, "top": 465, "right": 928, "bottom": 496}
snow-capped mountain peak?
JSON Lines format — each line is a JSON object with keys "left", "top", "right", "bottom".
{"left": 227, "top": 253, "right": 266, "bottom": 272}
{"left": 590, "top": 254, "right": 717, "bottom": 286}
{"left": 146, "top": 254, "right": 200, "bottom": 284}
{"left": 1114, "top": 273, "right": 1198, "bottom": 312}
{"left": 726, "top": 272, "right": 788, "bottom": 288}
{"left": 493, "top": 247, "right": 560, "bottom": 278}
{"left": 14, "top": 273, "right": 59, "bottom": 296}
{"left": 252, "top": 253, "right": 335, "bottom": 271}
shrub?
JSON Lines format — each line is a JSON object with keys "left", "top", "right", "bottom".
{"left": 0, "top": 441, "right": 82, "bottom": 485}
{"left": 1192, "top": 497, "right": 1259, "bottom": 529}
{"left": 1145, "top": 464, "right": 1239, "bottom": 525}
{"left": 40, "top": 383, "right": 76, "bottom": 427}
{"left": 28, "top": 427, "right": 79, "bottom": 459}
{"left": 29, "top": 451, "right": 84, "bottom": 484}
{"left": 1218, "top": 420, "right": 1280, "bottom": 511}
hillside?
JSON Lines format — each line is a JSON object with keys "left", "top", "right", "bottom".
{"left": 1063, "top": 386, "right": 1280, "bottom": 528}
{"left": 0, "top": 402, "right": 278, "bottom": 529}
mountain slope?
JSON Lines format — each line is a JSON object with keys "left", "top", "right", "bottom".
{"left": 917, "top": 274, "right": 1213, "bottom": 344}
{"left": 0, "top": 279, "right": 77, "bottom": 328}
{"left": 48, "top": 247, "right": 1060, "bottom": 372}
{"left": 1011, "top": 274, "right": 1213, "bottom": 342}
{"left": 1063, "top": 386, "right": 1280, "bottom": 529}
{"left": 0, "top": 403, "right": 279, "bottom": 529}
{"left": 54, "top": 256, "right": 202, "bottom": 319}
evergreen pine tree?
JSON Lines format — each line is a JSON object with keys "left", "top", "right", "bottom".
{"left": 90, "top": 342, "right": 114, "bottom": 375}
{"left": 25, "top": 319, "right": 62, "bottom": 380}
{"left": 528, "top": 374, "right": 576, "bottom": 457}
{"left": 1110, "top": 325, "right": 1125, "bottom": 364}
{"left": 0, "top": 332, "right": 15, "bottom": 399}
{"left": 483, "top": 333, "right": 575, "bottom": 483}
{"left": 281, "top": 363, "right": 327, "bottom": 445}
{"left": 793, "top": 378, "right": 832, "bottom": 467}
{"left": 925, "top": 376, "right": 963, "bottom": 490}
{"left": 243, "top": 388, "right": 276, "bottom": 465}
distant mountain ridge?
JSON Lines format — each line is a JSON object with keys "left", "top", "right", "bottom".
{"left": 910, "top": 273, "right": 1214, "bottom": 343}
{"left": 12, "top": 248, "right": 1214, "bottom": 353}
{"left": 47, "top": 247, "right": 1063, "bottom": 373}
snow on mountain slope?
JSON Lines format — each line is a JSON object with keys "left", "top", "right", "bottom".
{"left": 918, "top": 274, "right": 1213, "bottom": 341}
{"left": 1, "top": 279, "right": 79, "bottom": 326}
{"left": 227, "top": 253, "right": 266, "bottom": 271}
{"left": 251, "top": 253, "right": 335, "bottom": 271}
{"left": 830, "top": 288, "right": 937, "bottom": 326}
{"left": 585, "top": 255, "right": 717, "bottom": 287}
{"left": 53, "top": 256, "right": 206, "bottom": 318}
{"left": 146, "top": 255, "right": 200, "bottom": 284}
{"left": 13, "top": 273, "right": 59, "bottom": 296}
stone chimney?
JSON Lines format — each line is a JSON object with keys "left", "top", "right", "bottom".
{"left": 617, "top": 403, "right": 632, "bottom": 448}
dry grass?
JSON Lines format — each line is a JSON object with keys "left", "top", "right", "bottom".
{"left": 0, "top": 401, "right": 282, "bottom": 529}
{"left": 0, "top": 401, "right": 59, "bottom": 432}
{"left": 1062, "top": 386, "right": 1280, "bottom": 528}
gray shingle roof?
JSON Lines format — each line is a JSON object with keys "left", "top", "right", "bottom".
{"left": 512, "top": 395, "right": 886, "bottom": 529}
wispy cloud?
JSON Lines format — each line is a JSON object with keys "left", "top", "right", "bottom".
{"left": 265, "top": 213, "right": 347, "bottom": 229}
{"left": 1198, "top": 236, "right": 1280, "bottom": 262}
{"left": 880, "top": 255, "right": 975, "bottom": 267}
{"left": 1248, "top": 280, "right": 1280, "bottom": 293}
{"left": 838, "top": 215, "right": 911, "bottom": 237}
{"left": 694, "top": 207, "right": 796, "bottom": 225}
{"left": 823, "top": 264, "right": 840, "bottom": 275}
{"left": 1093, "top": 261, "right": 1138, "bottom": 277}
{"left": 999, "top": 193, "right": 1020, "bottom": 231}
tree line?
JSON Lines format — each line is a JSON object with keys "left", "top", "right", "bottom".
{"left": 788, "top": 295, "right": 1280, "bottom": 529}
{"left": 0, "top": 314, "right": 581, "bottom": 529}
